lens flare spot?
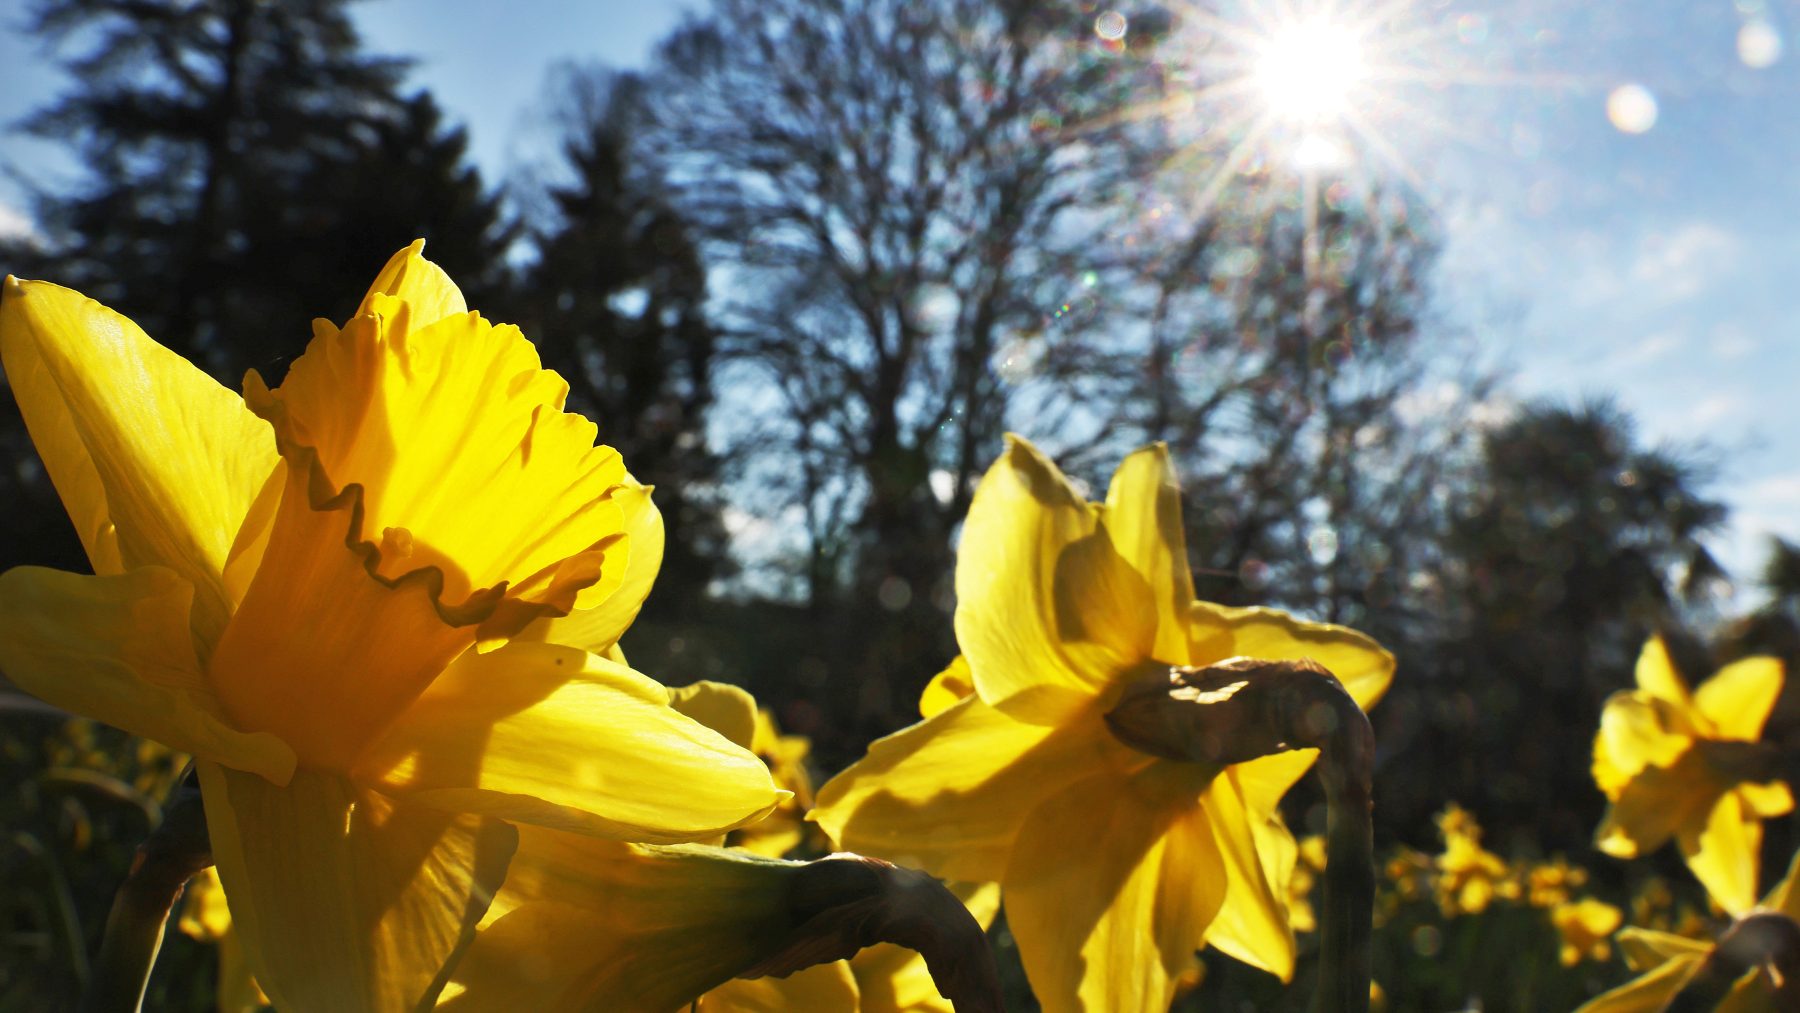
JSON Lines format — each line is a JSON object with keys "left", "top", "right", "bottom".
{"left": 1094, "top": 10, "right": 1128, "bottom": 42}
{"left": 1739, "top": 19, "right": 1783, "bottom": 68}
{"left": 1606, "top": 84, "right": 1658, "bottom": 134}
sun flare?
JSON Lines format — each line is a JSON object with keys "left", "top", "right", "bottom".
{"left": 1253, "top": 18, "right": 1368, "bottom": 125}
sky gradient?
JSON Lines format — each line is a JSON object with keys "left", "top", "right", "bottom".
{"left": 0, "top": 0, "right": 1794, "bottom": 596}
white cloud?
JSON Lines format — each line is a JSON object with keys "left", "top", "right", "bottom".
{"left": 1687, "top": 394, "right": 1741, "bottom": 427}
{"left": 1601, "top": 330, "right": 1683, "bottom": 372}
{"left": 1626, "top": 221, "right": 1737, "bottom": 303}
{"left": 0, "top": 201, "right": 36, "bottom": 244}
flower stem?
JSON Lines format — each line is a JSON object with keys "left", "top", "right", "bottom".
{"left": 1106, "top": 657, "right": 1375, "bottom": 1013}
{"left": 741, "top": 853, "right": 1004, "bottom": 1012}
{"left": 79, "top": 776, "right": 211, "bottom": 1013}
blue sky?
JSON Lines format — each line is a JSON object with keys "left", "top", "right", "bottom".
{"left": 0, "top": 0, "right": 1795, "bottom": 595}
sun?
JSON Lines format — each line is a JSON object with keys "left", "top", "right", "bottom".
{"left": 1253, "top": 18, "right": 1369, "bottom": 126}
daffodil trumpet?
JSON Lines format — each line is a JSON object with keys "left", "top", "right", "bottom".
{"left": 1106, "top": 657, "right": 1375, "bottom": 1013}
{"left": 1664, "top": 911, "right": 1800, "bottom": 1013}
{"left": 83, "top": 774, "right": 211, "bottom": 1013}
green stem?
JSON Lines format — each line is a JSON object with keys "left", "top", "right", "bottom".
{"left": 79, "top": 777, "right": 211, "bottom": 1013}
{"left": 1311, "top": 687, "right": 1374, "bottom": 1013}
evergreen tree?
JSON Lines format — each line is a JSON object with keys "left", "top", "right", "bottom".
{"left": 1392, "top": 401, "right": 1726, "bottom": 846}
{"left": 0, "top": 0, "right": 512, "bottom": 573}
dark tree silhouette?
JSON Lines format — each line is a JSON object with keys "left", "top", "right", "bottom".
{"left": 506, "top": 70, "right": 729, "bottom": 620}
{"left": 642, "top": 0, "right": 1172, "bottom": 737}
{"left": 1390, "top": 400, "right": 1726, "bottom": 847}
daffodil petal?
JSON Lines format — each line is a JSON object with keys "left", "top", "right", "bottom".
{"left": 1200, "top": 768, "right": 1298, "bottom": 981}
{"left": 354, "top": 643, "right": 783, "bottom": 844}
{"left": 1592, "top": 693, "right": 1691, "bottom": 799}
{"left": 1186, "top": 602, "right": 1395, "bottom": 710}
{"left": 918, "top": 655, "right": 975, "bottom": 719}
{"left": 1694, "top": 655, "right": 1784, "bottom": 742}
{"left": 0, "top": 566, "right": 294, "bottom": 783}
{"left": 1572, "top": 954, "right": 1702, "bottom": 1013}
{"left": 518, "top": 482, "right": 664, "bottom": 654}
{"left": 700, "top": 963, "right": 861, "bottom": 1012}
{"left": 1634, "top": 636, "right": 1696, "bottom": 715}
{"left": 0, "top": 277, "right": 278, "bottom": 642}
{"left": 954, "top": 435, "right": 1155, "bottom": 724}
{"left": 1679, "top": 788, "right": 1760, "bottom": 916}
{"left": 1594, "top": 748, "right": 1720, "bottom": 860}
{"left": 356, "top": 239, "right": 468, "bottom": 327}
{"left": 443, "top": 831, "right": 799, "bottom": 1013}
{"left": 1737, "top": 779, "right": 1794, "bottom": 819}
{"left": 198, "top": 762, "right": 517, "bottom": 1013}
{"left": 1616, "top": 927, "right": 1711, "bottom": 972}
{"left": 668, "top": 680, "right": 760, "bottom": 751}
{"left": 1766, "top": 848, "right": 1800, "bottom": 920}
{"left": 810, "top": 694, "right": 1119, "bottom": 883}
{"left": 1103, "top": 443, "right": 1197, "bottom": 664}
{"left": 1230, "top": 749, "right": 1320, "bottom": 818}
{"left": 1002, "top": 763, "right": 1225, "bottom": 1013}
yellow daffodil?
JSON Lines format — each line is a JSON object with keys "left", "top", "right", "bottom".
{"left": 1526, "top": 856, "right": 1591, "bottom": 909}
{"left": 1576, "top": 852, "right": 1800, "bottom": 1012}
{"left": 0, "top": 244, "right": 782, "bottom": 1009}
{"left": 810, "top": 436, "right": 1394, "bottom": 1012}
{"left": 1593, "top": 636, "right": 1791, "bottom": 914}
{"left": 445, "top": 680, "right": 997, "bottom": 1012}
{"left": 1433, "top": 804, "right": 1519, "bottom": 916}
{"left": 1551, "top": 897, "right": 1624, "bottom": 966}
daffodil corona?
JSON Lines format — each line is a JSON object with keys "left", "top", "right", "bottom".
{"left": 0, "top": 244, "right": 783, "bottom": 1010}
{"left": 811, "top": 436, "right": 1394, "bottom": 1012}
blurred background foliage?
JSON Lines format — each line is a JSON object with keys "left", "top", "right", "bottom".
{"left": 3, "top": 0, "right": 1798, "bottom": 1008}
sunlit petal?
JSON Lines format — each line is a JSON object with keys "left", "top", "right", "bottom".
{"left": 955, "top": 435, "right": 1156, "bottom": 724}
{"left": 1103, "top": 443, "right": 1196, "bottom": 664}
{"left": 810, "top": 694, "right": 1122, "bottom": 884}
{"left": 1693, "top": 656, "right": 1784, "bottom": 742}
{"left": 0, "top": 277, "right": 278, "bottom": 643}
{"left": 1187, "top": 601, "right": 1395, "bottom": 710}
{"left": 1592, "top": 693, "right": 1690, "bottom": 799}
{"left": 353, "top": 644, "right": 783, "bottom": 844}
{"left": 1200, "top": 768, "right": 1298, "bottom": 981}
{"left": 517, "top": 482, "right": 664, "bottom": 654}
{"left": 918, "top": 654, "right": 976, "bottom": 719}
{"left": 1678, "top": 788, "right": 1760, "bottom": 916}
{"left": 1571, "top": 954, "right": 1702, "bottom": 1013}
{"left": 1633, "top": 636, "right": 1696, "bottom": 719}
{"left": 198, "top": 762, "right": 516, "bottom": 1013}
{"left": 0, "top": 566, "right": 293, "bottom": 783}
{"left": 1003, "top": 763, "right": 1224, "bottom": 1013}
